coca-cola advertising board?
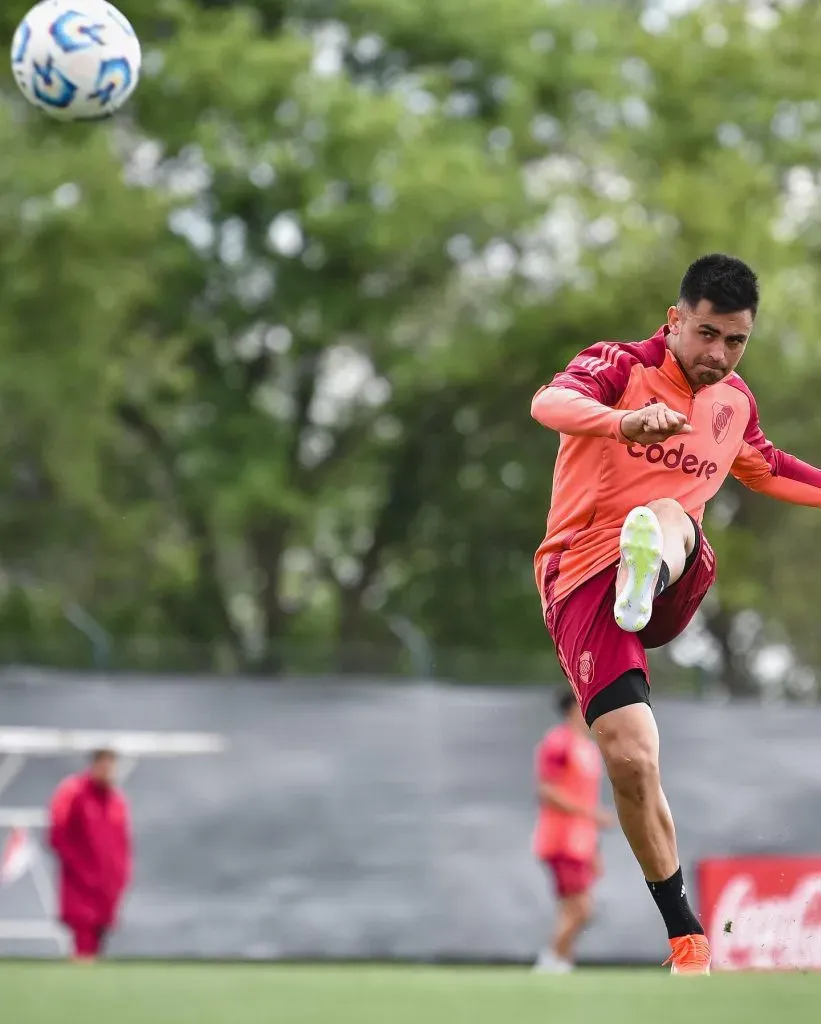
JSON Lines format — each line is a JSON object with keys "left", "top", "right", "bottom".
{"left": 698, "top": 857, "right": 821, "bottom": 971}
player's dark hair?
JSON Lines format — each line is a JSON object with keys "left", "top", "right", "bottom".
{"left": 679, "top": 254, "right": 759, "bottom": 317}
{"left": 90, "top": 748, "right": 116, "bottom": 763}
{"left": 556, "top": 690, "right": 577, "bottom": 717}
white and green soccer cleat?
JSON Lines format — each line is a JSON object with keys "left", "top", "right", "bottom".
{"left": 614, "top": 506, "right": 664, "bottom": 633}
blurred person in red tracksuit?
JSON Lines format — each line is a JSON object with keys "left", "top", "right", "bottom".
{"left": 49, "top": 749, "right": 132, "bottom": 961}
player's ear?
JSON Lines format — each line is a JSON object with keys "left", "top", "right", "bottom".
{"left": 667, "top": 305, "right": 681, "bottom": 335}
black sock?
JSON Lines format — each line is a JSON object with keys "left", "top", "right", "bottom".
{"left": 653, "top": 560, "right": 671, "bottom": 598}
{"left": 646, "top": 867, "right": 704, "bottom": 939}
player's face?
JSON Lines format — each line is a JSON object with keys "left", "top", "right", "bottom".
{"left": 91, "top": 754, "right": 117, "bottom": 786}
{"left": 666, "top": 300, "right": 753, "bottom": 391}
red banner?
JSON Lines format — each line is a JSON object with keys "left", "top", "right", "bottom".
{"left": 698, "top": 856, "right": 821, "bottom": 971}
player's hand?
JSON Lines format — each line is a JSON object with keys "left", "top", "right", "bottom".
{"left": 619, "top": 404, "right": 692, "bottom": 445}
{"left": 594, "top": 809, "right": 616, "bottom": 829}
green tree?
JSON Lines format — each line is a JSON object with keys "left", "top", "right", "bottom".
{"left": 1, "top": 0, "right": 821, "bottom": 694}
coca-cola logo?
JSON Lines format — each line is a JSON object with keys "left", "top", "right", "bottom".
{"left": 710, "top": 873, "right": 821, "bottom": 971}
{"left": 626, "top": 441, "right": 718, "bottom": 479}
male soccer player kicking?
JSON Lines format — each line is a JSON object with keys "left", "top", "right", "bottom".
{"left": 532, "top": 254, "right": 821, "bottom": 974}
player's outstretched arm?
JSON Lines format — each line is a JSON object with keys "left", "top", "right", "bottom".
{"left": 532, "top": 337, "right": 686, "bottom": 445}
{"left": 532, "top": 387, "right": 691, "bottom": 446}
{"left": 531, "top": 386, "right": 628, "bottom": 441}
{"left": 531, "top": 340, "right": 634, "bottom": 441}
{"left": 730, "top": 382, "right": 821, "bottom": 506}
{"left": 732, "top": 444, "right": 821, "bottom": 506}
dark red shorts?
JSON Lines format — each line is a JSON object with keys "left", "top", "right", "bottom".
{"left": 544, "top": 524, "right": 716, "bottom": 718}
{"left": 543, "top": 856, "right": 596, "bottom": 899}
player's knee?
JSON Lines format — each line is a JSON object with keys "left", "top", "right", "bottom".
{"left": 606, "top": 748, "right": 659, "bottom": 799}
{"left": 645, "top": 498, "right": 696, "bottom": 559}
{"left": 598, "top": 732, "right": 659, "bottom": 798}
{"left": 646, "top": 497, "right": 686, "bottom": 524}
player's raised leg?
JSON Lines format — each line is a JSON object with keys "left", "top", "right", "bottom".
{"left": 614, "top": 499, "right": 696, "bottom": 633}
{"left": 591, "top": 698, "right": 710, "bottom": 974}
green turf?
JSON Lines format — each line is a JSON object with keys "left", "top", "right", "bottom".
{"left": 2, "top": 962, "right": 820, "bottom": 1024}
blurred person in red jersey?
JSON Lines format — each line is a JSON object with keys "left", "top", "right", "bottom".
{"left": 533, "top": 690, "right": 613, "bottom": 973}
{"left": 49, "top": 749, "right": 132, "bottom": 961}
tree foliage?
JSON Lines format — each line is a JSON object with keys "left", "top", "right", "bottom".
{"left": 1, "top": 0, "right": 821, "bottom": 694}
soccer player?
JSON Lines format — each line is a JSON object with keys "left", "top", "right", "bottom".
{"left": 533, "top": 690, "right": 613, "bottom": 973}
{"left": 531, "top": 254, "right": 821, "bottom": 974}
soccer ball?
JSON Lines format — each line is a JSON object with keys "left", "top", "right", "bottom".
{"left": 10, "top": 0, "right": 141, "bottom": 121}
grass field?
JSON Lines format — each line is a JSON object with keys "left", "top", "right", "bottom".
{"left": 3, "top": 962, "right": 821, "bottom": 1024}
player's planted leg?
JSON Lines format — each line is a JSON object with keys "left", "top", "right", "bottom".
{"left": 592, "top": 701, "right": 710, "bottom": 975}
{"left": 614, "top": 499, "right": 696, "bottom": 633}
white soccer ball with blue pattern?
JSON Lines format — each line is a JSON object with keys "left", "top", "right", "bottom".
{"left": 11, "top": 0, "right": 141, "bottom": 121}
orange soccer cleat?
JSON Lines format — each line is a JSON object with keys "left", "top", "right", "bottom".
{"left": 664, "top": 934, "right": 711, "bottom": 975}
